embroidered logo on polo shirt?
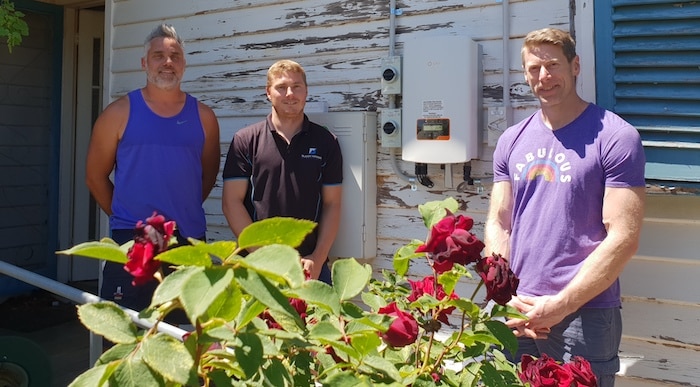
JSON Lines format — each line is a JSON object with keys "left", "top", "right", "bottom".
{"left": 302, "top": 147, "right": 322, "bottom": 160}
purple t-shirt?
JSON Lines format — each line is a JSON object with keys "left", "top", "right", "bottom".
{"left": 492, "top": 103, "right": 645, "bottom": 308}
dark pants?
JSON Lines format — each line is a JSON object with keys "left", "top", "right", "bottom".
{"left": 100, "top": 229, "right": 197, "bottom": 325}
{"left": 318, "top": 261, "right": 332, "bottom": 285}
{"left": 507, "top": 307, "right": 622, "bottom": 387}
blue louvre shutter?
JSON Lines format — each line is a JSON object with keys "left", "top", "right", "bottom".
{"left": 594, "top": 0, "right": 700, "bottom": 185}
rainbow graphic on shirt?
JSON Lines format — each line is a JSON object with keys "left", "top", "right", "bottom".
{"left": 519, "top": 160, "right": 559, "bottom": 182}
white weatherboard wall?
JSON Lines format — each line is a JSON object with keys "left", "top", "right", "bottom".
{"left": 102, "top": 0, "right": 700, "bottom": 384}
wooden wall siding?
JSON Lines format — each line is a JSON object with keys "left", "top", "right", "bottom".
{"left": 105, "top": 0, "right": 569, "bottom": 284}
{"left": 0, "top": 11, "right": 53, "bottom": 270}
{"left": 106, "top": 0, "right": 700, "bottom": 384}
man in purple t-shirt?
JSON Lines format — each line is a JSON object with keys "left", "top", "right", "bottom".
{"left": 484, "top": 28, "right": 645, "bottom": 386}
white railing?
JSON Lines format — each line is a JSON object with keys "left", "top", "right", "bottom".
{"left": 0, "top": 260, "right": 187, "bottom": 364}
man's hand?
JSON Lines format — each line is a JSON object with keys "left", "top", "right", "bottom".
{"left": 301, "top": 256, "right": 324, "bottom": 280}
{"left": 505, "top": 295, "right": 552, "bottom": 339}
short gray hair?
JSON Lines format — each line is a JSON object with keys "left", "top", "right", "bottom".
{"left": 144, "top": 23, "right": 183, "bottom": 52}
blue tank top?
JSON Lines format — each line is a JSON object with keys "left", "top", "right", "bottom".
{"left": 110, "top": 89, "right": 206, "bottom": 238}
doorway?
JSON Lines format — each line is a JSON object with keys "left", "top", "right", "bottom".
{"left": 69, "top": 8, "right": 104, "bottom": 281}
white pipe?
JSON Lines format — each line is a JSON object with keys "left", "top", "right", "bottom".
{"left": 388, "top": 0, "right": 416, "bottom": 184}
{"left": 389, "top": 0, "right": 396, "bottom": 58}
{"left": 502, "top": 0, "right": 511, "bottom": 125}
{"left": 0, "top": 260, "right": 188, "bottom": 341}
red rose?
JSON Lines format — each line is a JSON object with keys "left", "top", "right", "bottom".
{"left": 290, "top": 297, "right": 308, "bottom": 320}
{"left": 474, "top": 254, "right": 519, "bottom": 306}
{"left": 123, "top": 212, "right": 176, "bottom": 286}
{"left": 124, "top": 242, "right": 161, "bottom": 286}
{"left": 416, "top": 212, "right": 485, "bottom": 274}
{"left": 519, "top": 354, "right": 574, "bottom": 387}
{"left": 135, "top": 212, "right": 176, "bottom": 252}
{"left": 564, "top": 356, "right": 598, "bottom": 387}
{"left": 377, "top": 302, "right": 419, "bottom": 348}
{"left": 407, "top": 276, "right": 459, "bottom": 324}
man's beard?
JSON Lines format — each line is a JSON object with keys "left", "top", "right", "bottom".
{"left": 147, "top": 71, "right": 180, "bottom": 90}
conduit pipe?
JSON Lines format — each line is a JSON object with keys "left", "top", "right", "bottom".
{"left": 387, "top": 0, "right": 416, "bottom": 186}
{"left": 502, "top": 0, "right": 512, "bottom": 125}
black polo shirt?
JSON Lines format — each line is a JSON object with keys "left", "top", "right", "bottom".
{"left": 222, "top": 114, "right": 343, "bottom": 255}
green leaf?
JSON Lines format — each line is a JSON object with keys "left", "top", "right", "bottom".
{"left": 235, "top": 299, "right": 268, "bottom": 328}
{"left": 77, "top": 302, "right": 138, "bottom": 344}
{"left": 491, "top": 304, "right": 527, "bottom": 320}
{"left": 110, "top": 351, "right": 165, "bottom": 387}
{"left": 208, "top": 369, "right": 237, "bottom": 386}
{"left": 450, "top": 298, "right": 480, "bottom": 319}
{"left": 234, "top": 332, "right": 264, "bottom": 379}
{"left": 289, "top": 279, "right": 340, "bottom": 315}
{"left": 459, "top": 362, "right": 481, "bottom": 387}
{"left": 203, "top": 324, "right": 237, "bottom": 342}
{"left": 237, "top": 217, "right": 316, "bottom": 250}
{"left": 204, "top": 282, "right": 243, "bottom": 321}
{"left": 392, "top": 240, "right": 424, "bottom": 277}
{"left": 263, "top": 358, "right": 293, "bottom": 387}
{"left": 321, "top": 372, "right": 373, "bottom": 387}
{"left": 195, "top": 240, "right": 238, "bottom": 261}
{"left": 154, "top": 244, "right": 215, "bottom": 267}
{"left": 97, "top": 342, "right": 138, "bottom": 365}
{"left": 290, "top": 350, "right": 314, "bottom": 386}
{"left": 438, "top": 266, "right": 468, "bottom": 296}
{"left": 363, "top": 355, "right": 402, "bottom": 382}
{"left": 68, "top": 363, "right": 116, "bottom": 387}
{"left": 345, "top": 314, "right": 392, "bottom": 334}
{"left": 360, "top": 292, "right": 385, "bottom": 312}
{"left": 332, "top": 258, "right": 371, "bottom": 301}
{"left": 235, "top": 268, "right": 302, "bottom": 326}
{"left": 179, "top": 267, "right": 235, "bottom": 323}
{"left": 419, "top": 197, "right": 459, "bottom": 229}
{"left": 484, "top": 320, "right": 518, "bottom": 354}
{"left": 460, "top": 331, "right": 502, "bottom": 347}
{"left": 349, "top": 331, "right": 381, "bottom": 357}
{"left": 340, "top": 301, "right": 365, "bottom": 318}
{"left": 57, "top": 240, "right": 128, "bottom": 264}
{"left": 308, "top": 320, "right": 343, "bottom": 341}
{"left": 266, "top": 307, "right": 306, "bottom": 334}
{"left": 242, "top": 244, "right": 305, "bottom": 288}
{"left": 142, "top": 333, "right": 195, "bottom": 385}
{"left": 151, "top": 266, "right": 202, "bottom": 307}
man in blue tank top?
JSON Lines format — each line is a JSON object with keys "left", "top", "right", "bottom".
{"left": 484, "top": 28, "right": 645, "bottom": 386}
{"left": 221, "top": 60, "right": 343, "bottom": 284}
{"left": 85, "top": 24, "right": 220, "bottom": 320}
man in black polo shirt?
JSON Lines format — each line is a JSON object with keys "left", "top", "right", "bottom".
{"left": 221, "top": 59, "right": 343, "bottom": 284}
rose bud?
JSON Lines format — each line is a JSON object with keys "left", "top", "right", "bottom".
{"left": 377, "top": 302, "right": 419, "bottom": 348}
{"left": 475, "top": 254, "right": 519, "bottom": 306}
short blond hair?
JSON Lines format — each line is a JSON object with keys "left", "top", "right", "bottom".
{"left": 267, "top": 60, "right": 307, "bottom": 87}
{"left": 521, "top": 28, "right": 577, "bottom": 65}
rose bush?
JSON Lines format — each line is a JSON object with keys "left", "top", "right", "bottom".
{"left": 60, "top": 197, "right": 595, "bottom": 386}
{"left": 519, "top": 354, "right": 598, "bottom": 387}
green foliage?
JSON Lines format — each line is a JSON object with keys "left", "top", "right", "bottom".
{"left": 0, "top": 0, "right": 28, "bottom": 53}
{"left": 61, "top": 201, "right": 527, "bottom": 386}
